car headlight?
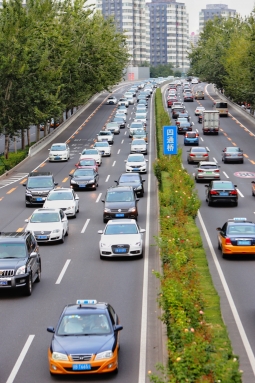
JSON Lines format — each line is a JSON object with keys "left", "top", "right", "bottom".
{"left": 16, "top": 265, "right": 26, "bottom": 275}
{"left": 66, "top": 206, "right": 74, "bottom": 210}
{"left": 134, "top": 241, "right": 141, "bottom": 246}
{"left": 70, "top": 180, "right": 77, "bottom": 184}
{"left": 26, "top": 190, "right": 32, "bottom": 196}
{"left": 52, "top": 229, "right": 60, "bottom": 233}
{"left": 95, "top": 350, "right": 113, "bottom": 360}
{"left": 88, "top": 179, "right": 95, "bottom": 184}
{"left": 104, "top": 208, "right": 111, "bottom": 213}
{"left": 128, "top": 207, "right": 137, "bottom": 212}
{"left": 135, "top": 185, "right": 142, "bottom": 190}
{"left": 52, "top": 352, "right": 69, "bottom": 361}
{"left": 100, "top": 242, "right": 107, "bottom": 247}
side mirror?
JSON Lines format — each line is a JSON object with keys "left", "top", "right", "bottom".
{"left": 216, "top": 227, "right": 222, "bottom": 231}
{"left": 234, "top": 185, "right": 237, "bottom": 187}
{"left": 48, "top": 149, "right": 50, "bottom": 151}
{"left": 30, "top": 251, "right": 38, "bottom": 258}
{"left": 114, "top": 325, "right": 123, "bottom": 332}
{"left": 136, "top": 198, "right": 140, "bottom": 202}
{"left": 47, "top": 327, "right": 55, "bottom": 334}
{"left": 23, "top": 183, "right": 26, "bottom": 187}
{"left": 69, "top": 174, "right": 73, "bottom": 178}
{"left": 205, "top": 185, "right": 209, "bottom": 187}
{"left": 251, "top": 181, "right": 255, "bottom": 184}
{"left": 98, "top": 230, "right": 103, "bottom": 234}
{"left": 142, "top": 180, "right": 145, "bottom": 183}
{"left": 124, "top": 160, "right": 127, "bottom": 162}
{"left": 25, "top": 219, "right": 29, "bottom": 223}
{"left": 140, "top": 229, "right": 146, "bottom": 233}
{"left": 145, "top": 159, "right": 148, "bottom": 162}
{"left": 101, "top": 199, "right": 105, "bottom": 203}
{"left": 192, "top": 122, "right": 194, "bottom": 126}
{"left": 54, "top": 182, "right": 58, "bottom": 186}
{"left": 75, "top": 196, "right": 79, "bottom": 200}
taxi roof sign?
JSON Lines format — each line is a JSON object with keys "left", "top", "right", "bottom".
{"left": 76, "top": 300, "right": 97, "bottom": 305}
{"left": 228, "top": 218, "right": 247, "bottom": 222}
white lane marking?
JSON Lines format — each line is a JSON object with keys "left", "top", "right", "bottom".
{"left": 198, "top": 210, "right": 255, "bottom": 376}
{"left": 112, "top": 161, "right": 116, "bottom": 167}
{"left": 124, "top": 131, "right": 127, "bottom": 135}
{"left": 96, "top": 193, "right": 102, "bottom": 203}
{"left": 200, "top": 137, "right": 204, "bottom": 141}
{"left": 223, "top": 171, "right": 229, "bottom": 179}
{"left": 121, "top": 139, "right": 124, "bottom": 143}
{"left": 196, "top": 129, "right": 199, "bottom": 133}
{"left": 138, "top": 92, "right": 153, "bottom": 383}
{"left": 117, "top": 149, "right": 120, "bottom": 154}
{"left": 105, "top": 175, "right": 110, "bottom": 182}
{"left": 55, "top": 260, "right": 71, "bottom": 284}
{"left": 6, "top": 335, "right": 35, "bottom": 383}
{"left": 237, "top": 188, "right": 244, "bottom": 198}
{"left": 213, "top": 157, "right": 218, "bottom": 163}
{"left": 206, "top": 146, "right": 210, "bottom": 151}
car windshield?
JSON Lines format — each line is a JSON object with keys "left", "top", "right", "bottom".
{"left": 226, "top": 147, "right": 240, "bottom": 152}
{"left": 105, "top": 223, "right": 138, "bottom": 235}
{"left": 131, "top": 123, "right": 143, "bottom": 128}
{"left": 128, "top": 155, "right": 144, "bottom": 162}
{"left": 0, "top": 243, "right": 26, "bottom": 259}
{"left": 27, "top": 178, "right": 54, "bottom": 188}
{"left": 106, "top": 123, "right": 118, "bottom": 128}
{"left": 113, "top": 118, "right": 124, "bottom": 121}
{"left": 50, "top": 145, "right": 66, "bottom": 151}
{"left": 135, "top": 114, "right": 146, "bottom": 118}
{"left": 199, "top": 164, "right": 218, "bottom": 169}
{"left": 106, "top": 191, "right": 134, "bottom": 202}
{"left": 30, "top": 212, "right": 60, "bottom": 223}
{"left": 178, "top": 118, "right": 188, "bottom": 123}
{"left": 99, "top": 132, "right": 111, "bottom": 136}
{"left": 82, "top": 150, "right": 97, "bottom": 155}
{"left": 95, "top": 142, "right": 108, "bottom": 147}
{"left": 227, "top": 225, "right": 255, "bottom": 235}
{"left": 212, "top": 182, "right": 234, "bottom": 190}
{"left": 133, "top": 131, "right": 146, "bottom": 135}
{"left": 57, "top": 314, "right": 111, "bottom": 336}
{"left": 119, "top": 174, "right": 139, "bottom": 183}
{"left": 48, "top": 192, "right": 73, "bottom": 201}
{"left": 74, "top": 170, "right": 94, "bottom": 177}
{"left": 79, "top": 160, "right": 94, "bottom": 166}
{"left": 191, "top": 148, "right": 206, "bottom": 153}
{"left": 186, "top": 133, "right": 197, "bottom": 138}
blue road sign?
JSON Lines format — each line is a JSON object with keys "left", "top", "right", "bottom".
{"left": 163, "top": 126, "right": 178, "bottom": 155}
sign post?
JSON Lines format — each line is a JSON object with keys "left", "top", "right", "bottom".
{"left": 163, "top": 126, "right": 178, "bottom": 155}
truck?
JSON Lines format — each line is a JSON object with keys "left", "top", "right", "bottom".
{"left": 202, "top": 110, "right": 220, "bottom": 135}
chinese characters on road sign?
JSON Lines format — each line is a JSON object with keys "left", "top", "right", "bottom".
{"left": 163, "top": 126, "right": 177, "bottom": 155}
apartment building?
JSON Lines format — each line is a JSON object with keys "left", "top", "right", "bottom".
{"left": 199, "top": 4, "right": 236, "bottom": 32}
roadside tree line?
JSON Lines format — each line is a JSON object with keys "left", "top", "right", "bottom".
{"left": 188, "top": 11, "right": 255, "bottom": 109}
{"left": 0, "top": 0, "right": 129, "bottom": 158}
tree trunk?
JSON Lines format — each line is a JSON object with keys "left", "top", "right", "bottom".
{"left": 27, "top": 128, "right": 30, "bottom": 147}
{"left": 21, "top": 129, "right": 25, "bottom": 150}
{"left": 36, "top": 124, "right": 40, "bottom": 142}
{"left": 4, "top": 134, "right": 9, "bottom": 159}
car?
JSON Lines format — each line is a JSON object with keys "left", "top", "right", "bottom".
{"left": 79, "top": 149, "right": 102, "bottom": 166}
{"left": 75, "top": 158, "right": 98, "bottom": 172}
{"left": 222, "top": 147, "right": 244, "bottom": 164}
{"left": 135, "top": 107, "right": 147, "bottom": 115}
{"left": 137, "top": 99, "right": 148, "bottom": 107}
{"left": 125, "top": 94, "right": 135, "bottom": 104}
{"left": 139, "top": 91, "right": 150, "bottom": 99}
{"left": 43, "top": 188, "right": 79, "bottom": 218}
{"left": 130, "top": 139, "right": 148, "bottom": 154}
{"left": 132, "top": 129, "right": 148, "bottom": 142}
{"left": 106, "top": 96, "right": 117, "bottom": 105}
{"left": 115, "top": 173, "right": 145, "bottom": 197}
{"left": 172, "top": 107, "right": 186, "bottom": 119}
{"left": 23, "top": 172, "right": 58, "bottom": 207}
{"left": 194, "top": 90, "right": 204, "bottom": 100}
{"left": 48, "top": 143, "right": 70, "bottom": 162}
{"left": 195, "top": 106, "right": 205, "bottom": 116}
{"left": 98, "top": 219, "right": 145, "bottom": 259}
{"left": 205, "top": 180, "right": 238, "bottom": 206}
{"left": 0, "top": 231, "right": 41, "bottom": 296}
{"left": 172, "top": 101, "right": 183, "bottom": 108}
{"left": 194, "top": 161, "right": 220, "bottom": 182}
{"left": 115, "top": 110, "right": 127, "bottom": 121}
{"left": 129, "top": 121, "right": 145, "bottom": 137}
{"left": 134, "top": 112, "right": 147, "bottom": 126}
{"left": 118, "top": 98, "right": 129, "bottom": 107}
{"left": 176, "top": 121, "right": 194, "bottom": 134}
{"left": 25, "top": 208, "right": 69, "bottom": 243}
{"left": 216, "top": 218, "right": 255, "bottom": 258}
{"left": 112, "top": 116, "right": 125, "bottom": 129}
{"left": 178, "top": 112, "right": 190, "bottom": 121}
{"left": 167, "top": 97, "right": 178, "bottom": 108}
{"left": 191, "top": 78, "right": 199, "bottom": 84}
{"left": 102, "top": 186, "right": 139, "bottom": 222}
{"left": 97, "top": 131, "right": 114, "bottom": 144}
{"left": 117, "top": 105, "right": 128, "bottom": 114}
{"left": 125, "top": 153, "right": 148, "bottom": 173}
{"left": 104, "top": 122, "right": 120, "bottom": 135}
{"left": 69, "top": 168, "right": 99, "bottom": 190}
{"left": 47, "top": 299, "right": 122, "bottom": 375}
{"left": 183, "top": 93, "right": 194, "bottom": 102}
{"left": 184, "top": 131, "right": 199, "bottom": 146}
{"left": 93, "top": 142, "right": 111, "bottom": 156}
{"left": 187, "top": 147, "right": 209, "bottom": 163}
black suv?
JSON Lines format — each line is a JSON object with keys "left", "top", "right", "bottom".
{"left": 102, "top": 186, "right": 139, "bottom": 223}
{"left": 23, "top": 172, "right": 58, "bottom": 207}
{"left": 115, "top": 173, "right": 145, "bottom": 197}
{"left": 0, "top": 232, "right": 41, "bottom": 296}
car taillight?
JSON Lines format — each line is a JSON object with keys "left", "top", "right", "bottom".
{"left": 190, "top": 154, "right": 195, "bottom": 157}
{"left": 210, "top": 190, "right": 219, "bottom": 195}
{"left": 198, "top": 169, "right": 204, "bottom": 172}
{"left": 225, "top": 154, "right": 231, "bottom": 156}
{"left": 214, "top": 169, "right": 220, "bottom": 173}
{"left": 225, "top": 237, "right": 232, "bottom": 245}
{"left": 203, "top": 154, "right": 208, "bottom": 157}
{"left": 229, "top": 190, "right": 237, "bottom": 195}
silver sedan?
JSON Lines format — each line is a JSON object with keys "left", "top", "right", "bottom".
{"left": 194, "top": 161, "right": 220, "bottom": 182}
{"left": 222, "top": 147, "right": 244, "bottom": 163}
{"left": 187, "top": 147, "right": 209, "bottom": 163}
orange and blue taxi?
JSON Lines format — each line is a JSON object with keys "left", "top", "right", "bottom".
{"left": 217, "top": 218, "right": 255, "bottom": 258}
{"left": 47, "top": 300, "right": 122, "bottom": 375}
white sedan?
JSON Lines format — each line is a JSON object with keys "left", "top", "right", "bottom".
{"left": 98, "top": 219, "right": 145, "bottom": 259}
{"left": 48, "top": 143, "right": 70, "bottom": 162}
{"left": 93, "top": 142, "right": 111, "bottom": 156}
{"left": 97, "top": 131, "right": 114, "bottom": 144}
{"left": 79, "top": 148, "right": 102, "bottom": 166}
{"left": 115, "top": 110, "right": 127, "bottom": 121}
{"left": 106, "top": 96, "right": 117, "bottom": 105}
{"left": 130, "top": 139, "right": 148, "bottom": 154}
{"left": 43, "top": 188, "right": 79, "bottom": 218}
{"left": 25, "top": 208, "right": 69, "bottom": 243}
{"left": 105, "top": 122, "right": 120, "bottom": 135}
{"left": 125, "top": 154, "right": 148, "bottom": 173}
{"left": 195, "top": 106, "right": 205, "bottom": 116}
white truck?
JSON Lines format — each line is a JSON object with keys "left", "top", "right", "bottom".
{"left": 202, "top": 110, "right": 220, "bottom": 135}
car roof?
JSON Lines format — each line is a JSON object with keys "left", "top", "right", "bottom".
{"left": 0, "top": 232, "right": 29, "bottom": 241}
{"left": 107, "top": 219, "right": 137, "bottom": 225}
{"left": 51, "top": 143, "right": 66, "bottom": 146}
{"left": 107, "top": 186, "right": 133, "bottom": 192}
{"left": 48, "top": 188, "right": 72, "bottom": 192}
{"left": 199, "top": 161, "right": 217, "bottom": 165}
{"left": 28, "top": 172, "right": 53, "bottom": 177}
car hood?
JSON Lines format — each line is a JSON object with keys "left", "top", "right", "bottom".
{"left": 72, "top": 175, "right": 95, "bottom": 181}
{"left": 26, "top": 222, "right": 63, "bottom": 231}
{"left": 49, "top": 150, "right": 67, "bottom": 155}
{"left": 118, "top": 181, "right": 141, "bottom": 188}
{"left": 101, "top": 233, "right": 141, "bottom": 245}
{"left": 52, "top": 334, "right": 115, "bottom": 355}
{"left": 80, "top": 155, "right": 100, "bottom": 160}
{"left": 0, "top": 258, "right": 26, "bottom": 269}
{"left": 44, "top": 200, "right": 74, "bottom": 209}
{"left": 27, "top": 187, "right": 53, "bottom": 192}
{"left": 126, "top": 161, "right": 146, "bottom": 167}
{"left": 105, "top": 201, "right": 136, "bottom": 209}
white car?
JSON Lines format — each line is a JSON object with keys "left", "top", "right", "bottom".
{"left": 98, "top": 219, "right": 145, "bottom": 259}
{"left": 194, "top": 161, "right": 220, "bottom": 182}
{"left": 79, "top": 149, "right": 102, "bottom": 166}
{"left": 125, "top": 154, "right": 148, "bottom": 173}
{"left": 115, "top": 110, "right": 127, "bottom": 121}
{"left": 195, "top": 106, "right": 205, "bottom": 116}
{"left": 25, "top": 208, "right": 69, "bottom": 243}
{"left": 118, "top": 98, "right": 129, "bottom": 107}
{"left": 134, "top": 113, "right": 147, "bottom": 125}
{"left": 43, "top": 188, "right": 79, "bottom": 218}
{"left": 117, "top": 105, "right": 128, "bottom": 114}
{"left": 97, "top": 131, "right": 114, "bottom": 144}
{"left": 105, "top": 122, "right": 120, "bottom": 135}
{"left": 136, "top": 105, "right": 147, "bottom": 112}
{"left": 106, "top": 96, "right": 117, "bottom": 105}
{"left": 93, "top": 142, "right": 111, "bottom": 156}
{"left": 130, "top": 139, "right": 148, "bottom": 154}
{"left": 191, "top": 78, "right": 199, "bottom": 84}
{"left": 48, "top": 143, "right": 70, "bottom": 162}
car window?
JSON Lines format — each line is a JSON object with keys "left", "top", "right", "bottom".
{"left": 57, "top": 314, "right": 111, "bottom": 335}
{"left": 0, "top": 243, "right": 26, "bottom": 259}
{"left": 119, "top": 174, "right": 139, "bottom": 183}
{"left": 74, "top": 169, "right": 94, "bottom": 176}
{"left": 227, "top": 225, "right": 255, "bottom": 234}
{"left": 200, "top": 164, "right": 217, "bottom": 169}
{"left": 212, "top": 182, "right": 234, "bottom": 190}
{"left": 79, "top": 160, "right": 94, "bottom": 166}
{"left": 106, "top": 191, "right": 134, "bottom": 202}
{"left": 30, "top": 212, "right": 60, "bottom": 223}
{"left": 226, "top": 147, "right": 240, "bottom": 152}
{"left": 186, "top": 133, "right": 196, "bottom": 138}
{"left": 105, "top": 223, "right": 138, "bottom": 235}
{"left": 99, "top": 132, "right": 110, "bottom": 136}
{"left": 48, "top": 192, "right": 73, "bottom": 201}
{"left": 191, "top": 148, "right": 206, "bottom": 153}
{"left": 27, "top": 178, "right": 53, "bottom": 188}
{"left": 51, "top": 145, "right": 66, "bottom": 151}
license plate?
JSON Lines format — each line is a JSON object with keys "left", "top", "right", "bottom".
{"left": 37, "top": 235, "right": 47, "bottom": 239}
{"left": 115, "top": 248, "right": 127, "bottom": 253}
{"left": 133, "top": 168, "right": 139, "bottom": 171}
{"left": 0, "top": 280, "right": 7, "bottom": 286}
{"left": 206, "top": 172, "right": 213, "bottom": 174}
{"left": 115, "top": 213, "right": 124, "bottom": 217}
{"left": 79, "top": 185, "right": 86, "bottom": 188}
{"left": 220, "top": 192, "right": 228, "bottom": 196}
{"left": 237, "top": 240, "right": 251, "bottom": 246}
{"left": 102, "top": 139, "right": 108, "bottom": 142}
{"left": 55, "top": 156, "right": 61, "bottom": 160}
{"left": 72, "top": 364, "right": 91, "bottom": 371}
{"left": 36, "top": 198, "right": 43, "bottom": 201}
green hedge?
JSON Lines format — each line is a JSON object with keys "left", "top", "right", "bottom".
{"left": 150, "top": 89, "right": 242, "bottom": 383}
{"left": 0, "top": 150, "right": 28, "bottom": 175}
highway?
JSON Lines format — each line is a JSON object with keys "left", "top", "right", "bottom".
{"left": 0, "top": 85, "right": 163, "bottom": 383}
{"left": 164, "top": 83, "right": 255, "bottom": 383}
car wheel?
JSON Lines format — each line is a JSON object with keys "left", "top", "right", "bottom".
{"left": 140, "top": 191, "right": 144, "bottom": 197}
{"left": 24, "top": 273, "right": 32, "bottom": 296}
{"left": 233, "top": 201, "right": 238, "bottom": 207}
{"left": 73, "top": 211, "right": 76, "bottom": 218}
{"left": 222, "top": 253, "right": 228, "bottom": 259}
{"left": 60, "top": 232, "right": 65, "bottom": 243}
{"left": 35, "top": 264, "right": 41, "bottom": 283}
{"left": 103, "top": 218, "right": 107, "bottom": 223}
{"left": 207, "top": 199, "right": 212, "bottom": 206}
{"left": 77, "top": 205, "right": 79, "bottom": 213}
{"left": 100, "top": 253, "right": 105, "bottom": 260}
{"left": 195, "top": 178, "right": 199, "bottom": 183}
{"left": 217, "top": 240, "right": 221, "bottom": 250}
{"left": 240, "top": 160, "right": 244, "bottom": 164}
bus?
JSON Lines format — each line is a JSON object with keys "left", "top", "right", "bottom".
{"left": 214, "top": 100, "right": 228, "bottom": 117}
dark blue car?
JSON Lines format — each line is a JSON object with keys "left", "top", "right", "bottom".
{"left": 184, "top": 132, "right": 199, "bottom": 146}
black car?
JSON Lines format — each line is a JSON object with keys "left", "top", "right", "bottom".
{"left": 112, "top": 117, "right": 125, "bottom": 129}
{"left": 69, "top": 169, "right": 99, "bottom": 190}
{"left": 205, "top": 180, "right": 238, "bottom": 206}
{"left": 23, "top": 172, "right": 58, "bottom": 207}
{"left": 0, "top": 232, "right": 41, "bottom": 296}
{"left": 47, "top": 299, "right": 122, "bottom": 375}
{"left": 172, "top": 107, "right": 186, "bottom": 119}
{"left": 115, "top": 173, "right": 145, "bottom": 197}
{"left": 102, "top": 186, "right": 139, "bottom": 223}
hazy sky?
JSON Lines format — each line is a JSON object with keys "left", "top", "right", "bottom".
{"left": 183, "top": 0, "right": 254, "bottom": 33}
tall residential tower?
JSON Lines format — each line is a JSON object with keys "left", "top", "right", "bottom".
{"left": 199, "top": 4, "right": 236, "bottom": 32}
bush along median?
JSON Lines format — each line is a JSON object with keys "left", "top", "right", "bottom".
{"left": 150, "top": 89, "right": 242, "bottom": 383}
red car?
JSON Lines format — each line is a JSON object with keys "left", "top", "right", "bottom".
{"left": 75, "top": 158, "right": 98, "bottom": 172}
{"left": 167, "top": 97, "right": 178, "bottom": 108}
